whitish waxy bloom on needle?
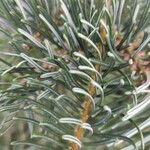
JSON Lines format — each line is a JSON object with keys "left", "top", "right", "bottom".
{"left": 122, "top": 94, "right": 150, "bottom": 121}
{"left": 123, "top": 71, "right": 150, "bottom": 121}
{"left": 135, "top": 71, "right": 150, "bottom": 94}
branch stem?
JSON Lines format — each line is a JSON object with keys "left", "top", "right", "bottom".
{"left": 70, "top": 64, "right": 100, "bottom": 150}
